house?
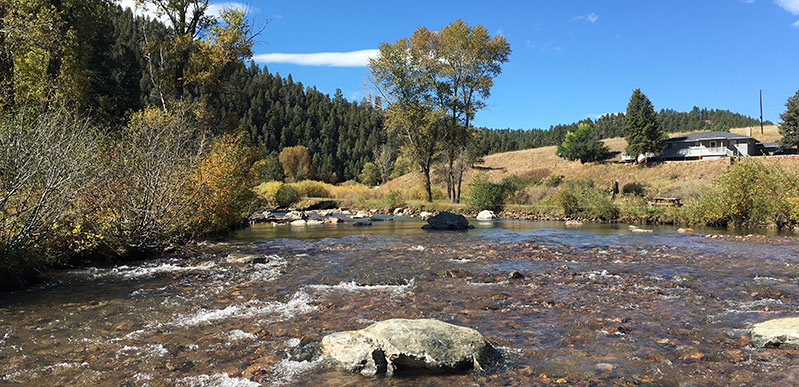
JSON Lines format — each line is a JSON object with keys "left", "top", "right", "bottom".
{"left": 660, "top": 131, "right": 759, "bottom": 160}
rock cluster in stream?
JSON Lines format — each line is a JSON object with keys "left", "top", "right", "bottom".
{"left": 321, "top": 319, "right": 498, "bottom": 376}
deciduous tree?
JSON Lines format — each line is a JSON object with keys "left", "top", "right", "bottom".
{"left": 556, "top": 122, "right": 609, "bottom": 163}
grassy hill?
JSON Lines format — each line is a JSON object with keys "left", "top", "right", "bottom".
{"left": 386, "top": 125, "right": 798, "bottom": 202}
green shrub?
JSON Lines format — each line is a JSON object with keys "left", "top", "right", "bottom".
{"left": 622, "top": 182, "right": 646, "bottom": 197}
{"left": 380, "top": 190, "right": 405, "bottom": 210}
{"left": 253, "top": 181, "right": 284, "bottom": 206}
{"left": 466, "top": 174, "right": 507, "bottom": 212}
{"left": 501, "top": 174, "right": 538, "bottom": 193}
{"left": 274, "top": 184, "right": 302, "bottom": 208}
{"left": 293, "top": 180, "right": 333, "bottom": 198}
{"left": 683, "top": 159, "right": 799, "bottom": 228}
{"left": 544, "top": 175, "right": 565, "bottom": 187}
{"left": 554, "top": 179, "right": 619, "bottom": 220}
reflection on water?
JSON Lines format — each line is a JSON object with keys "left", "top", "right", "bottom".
{"left": 2, "top": 220, "right": 799, "bottom": 386}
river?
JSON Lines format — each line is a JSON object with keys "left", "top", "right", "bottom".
{"left": 2, "top": 218, "right": 799, "bottom": 385}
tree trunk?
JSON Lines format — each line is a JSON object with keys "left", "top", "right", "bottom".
{"left": 422, "top": 164, "right": 433, "bottom": 202}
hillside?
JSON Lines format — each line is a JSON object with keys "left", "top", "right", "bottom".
{"left": 387, "top": 125, "right": 798, "bottom": 201}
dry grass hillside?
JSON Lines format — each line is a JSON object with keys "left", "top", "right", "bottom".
{"left": 386, "top": 125, "right": 799, "bottom": 201}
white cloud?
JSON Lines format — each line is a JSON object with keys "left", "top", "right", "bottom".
{"left": 253, "top": 49, "right": 379, "bottom": 67}
{"left": 775, "top": 0, "right": 799, "bottom": 14}
{"left": 574, "top": 12, "right": 599, "bottom": 23}
{"left": 775, "top": 0, "right": 799, "bottom": 26}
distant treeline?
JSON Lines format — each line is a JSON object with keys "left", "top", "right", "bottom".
{"left": 475, "top": 108, "right": 771, "bottom": 156}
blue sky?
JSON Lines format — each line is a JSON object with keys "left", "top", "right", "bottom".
{"left": 122, "top": 0, "right": 799, "bottom": 130}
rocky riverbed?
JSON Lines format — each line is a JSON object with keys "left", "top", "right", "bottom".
{"left": 2, "top": 220, "right": 799, "bottom": 385}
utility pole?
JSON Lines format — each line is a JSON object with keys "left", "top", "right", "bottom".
{"left": 760, "top": 89, "right": 764, "bottom": 135}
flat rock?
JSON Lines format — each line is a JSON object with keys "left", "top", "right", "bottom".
{"left": 352, "top": 211, "right": 371, "bottom": 219}
{"left": 226, "top": 253, "right": 267, "bottom": 264}
{"left": 422, "top": 212, "right": 471, "bottom": 231}
{"left": 290, "top": 219, "right": 307, "bottom": 226}
{"left": 321, "top": 318, "right": 497, "bottom": 376}
{"left": 677, "top": 228, "right": 694, "bottom": 233}
{"left": 565, "top": 220, "right": 584, "bottom": 227}
{"left": 752, "top": 317, "right": 799, "bottom": 349}
{"left": 476, "top": 210, "right": 497, "bottom": 221}
{"left": 631, "top": 228, "right": 653, "bottom": 233}
{"left": 286, "top": 210, "right": 307, "bottom": 220}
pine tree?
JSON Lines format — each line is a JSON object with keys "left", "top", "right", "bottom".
{"left": 623, "top": 89, "right": 667, "bottom": 161}
{"left": 779, "top": 90, "right": 799, "bottom": 151}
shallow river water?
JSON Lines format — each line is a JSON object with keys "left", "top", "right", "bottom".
{"left": 3, "top": 219, "right": 799, "bottom": 386}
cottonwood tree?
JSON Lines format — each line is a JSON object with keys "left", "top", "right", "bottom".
{"left": 414, "top": 20, "right": 510, "bottom": 202}
{"left": 369, "top": 36, "right": 442, "bottom": 201}
{"left": 278, "top": 145, "right": 311, "bottom": 183}
{"left": 779, "top": 89, "right": 799, "bottom": 151}
{"left": 623, "top": 89, "right": 667, "bottom": 162}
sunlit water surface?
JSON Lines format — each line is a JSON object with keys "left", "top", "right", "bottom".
{"left": 2, "top": 219, "right": 799, "bottom": 386}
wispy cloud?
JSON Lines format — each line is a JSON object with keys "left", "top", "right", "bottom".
{"left": 574, "top": 12, "right": 599, "bottom": 23}
{"left": 775, "top": 0, "right": 799, "bottom": 26}
{"left": 253, "top": 49, "right": 379, "bottom": 67}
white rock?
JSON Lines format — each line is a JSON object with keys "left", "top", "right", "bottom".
{"left": 419, "top": 211, "right": 434, "bottom": 220}
{"left": 290, "top": 219, "right": 307, "bottom": 226}
{"left": 322, "top": 319, "right": 497, "bottom": 376}
{"left": 752, "top": 317, "right": 799, "bottom": 349}
{"left": 476, "top": 210, "right": 496, "bottom": 221}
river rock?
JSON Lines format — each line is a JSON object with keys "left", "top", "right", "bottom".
{"left": 565, "top": 220, "right": 583, "bottom": 227}
{"left": 352, "top": 211, "right": 371, "bottom": 219}
{"left": 226, "top": 253, "right": 267, "bottom": 264}
{"left": 321, "top": 318, "right": 498, "bottom": 376}
{"left": 422, "top": 212, "right": 471, "bottom": 230}
{"left": 290, "top": 219, "right": 307, "bottom": 226}
{"left": 476, "top": 210, "right": 496, "bottom": 221}
{"left": 419, "top": 211, "right": 434, "bottom": 220}
{"left": 677, "top": 228, "right": 694, "bottom": 233}
{"left": 306, "top": 219, "right": 324, "bottom": 225}
{"left": 393, "top": 207, "right": 405, "bottom": 216}
{"left": 632, "top": 228, "right": 653, "bottom": 233}
{"left": 286, "top": 210, "right": 307, "bottom": 220}
{"left": 752, "top": 317, "right": 799, "bottom": 349}
{"left": 324, "top": 217, "right": 342, "bottom": 224}
{"left": 352, "top": 219, "right": 372, "bottom": 226}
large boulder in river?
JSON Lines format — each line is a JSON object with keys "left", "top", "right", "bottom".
{"left": 422, "top": 212, "right": 471, "bottom": 230}
{"left": 752, "top": 317, "right": 799, "bottom": 349}
{"left": 476, "top": 210, "right": 496, "bottom": 221}
{"left": 321, "top": 318, "right": 497, "bottom": 376}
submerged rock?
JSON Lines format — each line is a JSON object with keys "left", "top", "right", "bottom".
{"left": 226, "top": 253, "right": 267, "bottom": 264}
{"left": 752, "top": 317, "right": 799, "bottom": 349}
{"left": 564, "top": 220, "right": 583, "bottom": 227}
{"left": 321, "top": 318, "right": 497, "bottom": 376}
{"left": 476, "top": 210, "right": 497, "bottom": 221}
{"left": 422, "top": 212, "right": 472, "bottom": 231}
